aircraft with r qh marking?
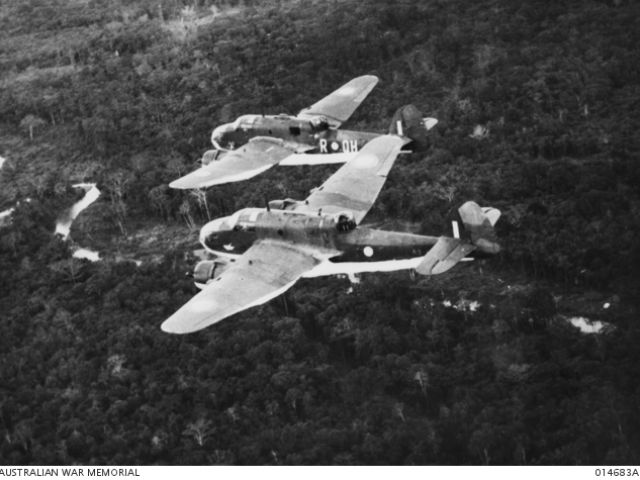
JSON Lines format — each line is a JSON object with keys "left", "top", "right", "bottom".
{"left": 169, "top": 75, "right": 438, "bottom": 189}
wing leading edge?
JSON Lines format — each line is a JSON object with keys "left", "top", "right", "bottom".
{"left": 161, "top": 240, "right": 321, "bottom": 334}
{"left": 288, "top": 134, "right": 406, "bottom": 224}
{"left": 297, "top": 75, "right": 379, "bottom": 128}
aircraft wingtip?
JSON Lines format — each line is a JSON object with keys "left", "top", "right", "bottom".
{"left": 169, "top": 179, "right": 204, "bottom": 190}
{"left": 161, "top": 314, "right": 208, "bottom": 334}
{"left": 423, "top": 117, "right": 439, "bottom": 130}
{"left": 161, "top": 321, "right": 188, "bottom": 334}
{"left": 160, "top": 321, "right": 177, "bottom": 334}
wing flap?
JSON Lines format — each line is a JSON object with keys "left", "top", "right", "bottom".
{"left": 297, "top": 75, "right": 379, "bottom": 127}
{"left": 161, "top": 240, "right": 320, "bottom": 334}
{"left": 169, "top": 137, "right": 295, "bottom": 189}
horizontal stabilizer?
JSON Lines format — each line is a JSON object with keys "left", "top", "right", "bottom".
{"left": 423, "top": 117, "right": 439, "bottom": 130}
{"left": 459, "top": 201, "right": 501, "bottom": 254}
{"left": 416, "top": 236, "right": 476, "bottom": 275}
{"left": 481, "top": 206, "right": 501, "bottom": 227}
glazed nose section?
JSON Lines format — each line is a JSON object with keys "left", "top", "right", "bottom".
{"left": 199, "top": 216, "right": 230, "bottom": 247}
{"left": 211, "top": 123, "right": 233, "bottom": 149}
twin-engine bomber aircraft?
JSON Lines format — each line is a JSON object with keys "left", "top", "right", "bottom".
{"left": 169, "top": 75, "right": 437, "bottom": 189}
{"left": 162, "top": 135, "right": 500, "bottom": 334}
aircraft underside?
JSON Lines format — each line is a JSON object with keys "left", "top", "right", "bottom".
{"left": 303, "top": 257, "right": 429, "bottom": 277}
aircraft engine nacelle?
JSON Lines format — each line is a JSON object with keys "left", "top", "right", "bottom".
{"left": 334, "top": 211, "right": 356, "bottom": 232}
{"left": 201, "top": 149, "right": 222, "bottom": 166}
{"left": 193, "top": 259, "right": 231, "bottom": 287}
{"left": 309, "top": 116, "right": 329, "bottom": 131}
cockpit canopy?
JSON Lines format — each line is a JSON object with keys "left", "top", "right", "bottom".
{"left": 233, "top": 115, "right": 261, "bottom": 129}
{"left": 232, "top": 208, "right": 262, "bottom": 231}
{"left": 211, "top": 115, "right": 262, "bottom": 148}
{"left": 199, "top": 208, "right": 263, "bottom": 246}
{"left": 334, "top": 211, "right": 356, "bottom": 232}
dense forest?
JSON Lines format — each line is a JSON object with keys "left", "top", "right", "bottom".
{"left": 1, "top": 0, "right": 639, "bottom": 465}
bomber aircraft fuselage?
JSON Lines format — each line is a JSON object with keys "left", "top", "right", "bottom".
{"left": 169, "top": 75, "right": 438, "bottom": 189}
{"left": 162, "top": 135, "right": 500, "bottom": 334}
{"left": 211, "top": 114, "right": 378, "bottom": 155}
{"left": 199, "top": 207, "right": 439, "bottom": 267}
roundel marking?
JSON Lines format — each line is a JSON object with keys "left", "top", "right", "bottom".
{"left": 337, "top": 86, "right": 355, "bottom": 96}
{"left": 352, "top": 153, "right": 378, "bottom": 169}
{"left": 192, "top": 298, "right": 217, "bottom": 313}
{"left": 331, "top": 141, "right": 340, "bottom": 151}
{"left": 363, "top": 246, "right": 374, "bottom": 257}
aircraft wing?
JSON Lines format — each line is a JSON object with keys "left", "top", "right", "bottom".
{"left": 169, "top": 137, "right": 299, "bottom": 189}
{"left": 288, "top": 134, "right": 405, "bottom": 225}
{"left": 297, "top": 75, "right": 379, "bottom": 128}
{"left": 161, "top": 240, "right": 322, "bottom": 334}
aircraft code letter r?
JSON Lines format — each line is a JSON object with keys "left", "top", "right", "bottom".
{"left": 319, "top": 139, "right": 328, "bottom": 153}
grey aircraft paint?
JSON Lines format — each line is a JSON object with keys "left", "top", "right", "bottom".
{"left": 201, "top": 208, "right": 440, "bottom": 264}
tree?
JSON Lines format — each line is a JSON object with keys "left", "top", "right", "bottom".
{"left": 179, "top": 199, "right": 197, "bottom": 230}
{"left": 19, "top": 115, "right": 46, "bottom": 141}
{"left": 190, "top": 188, "right": 211, "bottom": 221}
{"left": 105, "top": 170, "right": 133, "bottom": 235}
{"left": 182, "top": 418, "right": 214, "bottom": 447}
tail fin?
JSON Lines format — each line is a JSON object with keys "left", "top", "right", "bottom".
{"left": 458, "top": 201, "right": 501, "bottom": 254}
{"left": 388, "top": 104, "right": 437, "bottom": 151}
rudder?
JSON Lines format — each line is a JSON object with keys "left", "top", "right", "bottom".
{"left": 458, "top": 201, "right": 501, "bottom": 254}
{"left": 388, "top": 104, "right": 437, "bottom": 151}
